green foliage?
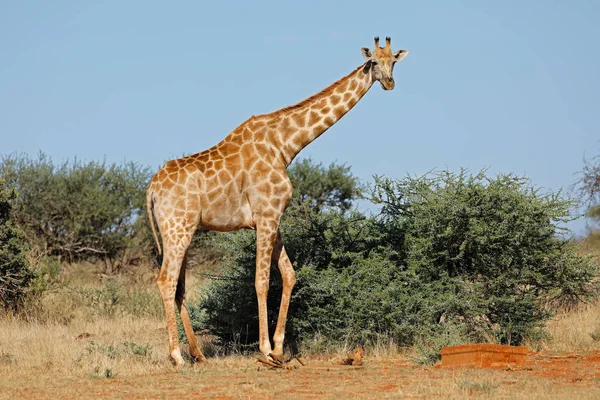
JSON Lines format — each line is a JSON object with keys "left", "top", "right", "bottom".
{"left": 287, "top": 158, "right": 361, "bottom": 213}
{"left": 190, "top": 166, "right": 598, "bottom": 354}
{"left": 0, "top": 178, "right": 33, "bottom": 312}
{"left": 29, "top": 256, "right": 62, "bottom": 297}
{"left": 5, "top": 148, "right": 593, "bottom": 355}
{"left": 372, "top": 170, "right": 597, "bottom": 345}
{"left": 374, "top": 171, "right": 595, "bottom": 344}
{"left": 1, "top": 152, "right": 153, "bottom": 272}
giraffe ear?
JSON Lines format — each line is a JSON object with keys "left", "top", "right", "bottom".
{"left": 394, "top": 49, "right": 409, "bottom": 63}
{"left": 361, "top": 47, "right": 372, "bottom": 61}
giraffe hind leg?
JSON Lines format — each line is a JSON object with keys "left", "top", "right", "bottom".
{"left": 176, "top": 252, "right": 206, "bottom": 363}
{"left": 156, "top": 233, "right": 194, "bottom": 366}
{"left": 270, "top": 230, "right": 296, "bottom": 361}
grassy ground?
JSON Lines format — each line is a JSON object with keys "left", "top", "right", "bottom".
{"left": 1, "top": 325, "right": 599, "bottom": 399}
{"left": 1, "top": 236, "right": 600, "bottom": 399}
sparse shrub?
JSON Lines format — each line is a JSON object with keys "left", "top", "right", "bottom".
{"left": 86, "top": 342, "right": 120, "bottom": 359}
{"left": 0, "top": 351, "right": 15, "bottom": 365}
{"left": 590, "top": 326, "right": 600, "bottom": 342}
{"left": 77, "top": 283, "right": 122, "bottom": 318}
{"left": 29, "top": 256, "right": 62, "bottom": 296}
{"left": 85, "top": 341, "right": 152, "bottom": 359}
{"left": 15, "top": 255, "right": 69, "bottom": 322}
{"left": 122, "top": 341, "right": 152, "bottom": 357}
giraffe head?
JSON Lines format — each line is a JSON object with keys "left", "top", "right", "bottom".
{"left": 361, "top": 36, "right": 408, "bottom": 90}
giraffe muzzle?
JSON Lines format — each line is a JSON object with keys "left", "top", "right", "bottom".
{"left": 381, "top": 78, "right": 395, "bottom": 91}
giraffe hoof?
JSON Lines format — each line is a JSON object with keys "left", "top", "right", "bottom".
{"left": 268, "top": 353, "right": 286, "bottom": 365}
{"left": 191, "top": 354, "right": 207, "bottom": 364}
{"left": 257, "top": 353, "right": 302, "bottom": 370}
{"left": 257, "top": 355, "right": 282, "bottom": 368}
{"left": 171, "top": 349, "right": 186, "bottom": 367}
{"left": 173, "top": 358, "right": 186, "bottom": 368}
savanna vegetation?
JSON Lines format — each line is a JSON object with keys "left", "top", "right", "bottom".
{"left": 0, "top": 150, "right": 599, "bottom": 374}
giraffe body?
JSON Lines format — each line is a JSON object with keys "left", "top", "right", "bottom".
{"left": 147, "top": 37, "right": 408, "bottom": 365}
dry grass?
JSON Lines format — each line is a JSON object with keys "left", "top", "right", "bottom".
{"left": 536, "top": 231, "right": 600, "bottom": 353}
{"left": 0, "top": 316, "right": 169, "bottom": 379}
{"left": 1, "top": 296, "right": 599, "bottom": 399}
{"left": 1, "top": 329, "right": 599, "bottom": 400}
{"left": 1, "top": 252, "right": 600, "bottom": 399}
{"left": 0, "top": 262, "right": 174, "bottom": 382}
{"left": 541, "top": 300, "right": 600, "bottom": 353}
{"left": 538, "top": 231, "right": 600, "bottom": 352}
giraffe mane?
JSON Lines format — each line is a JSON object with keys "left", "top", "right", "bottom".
{"left": 252, "top": 64, "right": 366, "bottom": 120}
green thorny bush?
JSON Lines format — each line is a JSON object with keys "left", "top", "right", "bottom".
{"left": 371, "top": 169, "right": 597, "bottom": 356}
{"left": 189, "top": 167, "right": 598, "bottom": 358}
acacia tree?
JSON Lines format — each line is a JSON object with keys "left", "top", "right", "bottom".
{"left": 287, "top": 158, "right": 361, "bottom": 213}
{"left": 0, "top": 153, "right": 152, "bottom": 273}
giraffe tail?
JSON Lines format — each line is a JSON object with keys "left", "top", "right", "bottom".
{"left": 146, "top": 186, "right": 162, "bottom": 257}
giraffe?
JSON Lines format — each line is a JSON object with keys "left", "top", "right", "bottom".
{"left": 146, "top": 37, "right": 408, "bottom": 366}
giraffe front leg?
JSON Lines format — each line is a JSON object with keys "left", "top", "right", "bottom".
{"left": 255, "top": 219, "right": 279, "bottom": 359}
{"left": 270, "top": 231, "right": 296, "bottom": 361}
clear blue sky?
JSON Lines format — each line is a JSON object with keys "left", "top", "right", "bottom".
{"left": 1, "top": 1, "right": 598, "bottom": 235}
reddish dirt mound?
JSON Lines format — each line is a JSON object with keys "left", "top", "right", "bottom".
{"left": 441, "top": 344, "right": 528, "bottom": 368}
{"left": 440, "top": 344, "right": 600, "bottom": 385}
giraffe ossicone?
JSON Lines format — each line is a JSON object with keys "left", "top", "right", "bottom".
{"left": 147, "top": 37, "right": 408, "bottom": 366}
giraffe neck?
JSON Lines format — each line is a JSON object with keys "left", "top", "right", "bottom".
{"left": 256, "top": 64, "right": 374, "bottom": 166}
